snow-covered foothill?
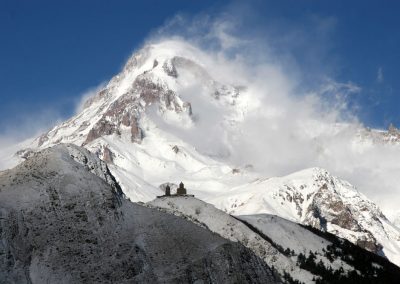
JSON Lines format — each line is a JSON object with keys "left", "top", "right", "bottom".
{"left": 0, "top": 144, "right": 280, "bottom": 284}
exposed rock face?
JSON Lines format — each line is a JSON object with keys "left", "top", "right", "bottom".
{"left": 33, "top": 45, "right": 239, "bottom": 151}
{"left": 305, "top": 185, "right": 363, "bottom": 232}
{"left": 300, "top": 169, "right": 387, "bottom": 255}
{"left": 15, "top": 149, "right": 35, "bottom": 160}
{"left": 303, "top": 180, "right": 385, "bottom": 254}
{"left": 0, "top": 144, "right": 279, "bottom": 284}
{"left": 80, "top": 54, "right": 204, "bottom": 149}
{"left": 358, "top": 123, "right": 400, "bottom": 144}
{"left": 162, "top": 59, "right": 178, "bottom": 78}
{"left": 84, "top": 118, "right": 121, "bottom": 145}
{"left": 211, "top": 167, "right": 400, "bottom": 263}
{"left": 37, "top": 134, "right": 49, "bottom": 147}
{"left": 79, "top": 66, "right": 192, "bottom": 146}
{"left": 101, "top": 145, "right": 114, "bottom": 164}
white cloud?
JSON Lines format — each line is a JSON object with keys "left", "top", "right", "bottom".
{"left": 0, "top": 83, "right": 105, "bottom": 170}
{"left": 143, "top": 12, "right": 400, "bottom": 219}
{"left": 74, "top": 82, "right": 107, "bottom": 113}
{"left": 0, "top": 107, "right": 63, "bottom": 170}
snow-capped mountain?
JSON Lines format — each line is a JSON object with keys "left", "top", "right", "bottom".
{"left": 7, "top": 40, "right": 400, "bottom": 267}
{"left": 16, "top": 40, "right": 247, "bottom": 202}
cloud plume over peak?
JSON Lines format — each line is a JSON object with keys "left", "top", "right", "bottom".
{"left": 136, "top": 11, "right": 399, "bottom": 219}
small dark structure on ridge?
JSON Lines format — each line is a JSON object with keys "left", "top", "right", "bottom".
{"left": 177, "top": 182, "right": 187, "bottom": 195}
{"left": 158, "top": 182, "right": 193, "bottom": 198}
{"left": 165, "top": 185, "right": 171, "bottom": 196}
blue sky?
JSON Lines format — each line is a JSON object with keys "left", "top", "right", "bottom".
{"left": 0, "top": 0, "right": 399, "bottom": 137}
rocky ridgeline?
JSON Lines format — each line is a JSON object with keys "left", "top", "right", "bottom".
{"left": 211, "top": 167, "right": 400, "bottom": 264}
{"left": 358, "top": 124, "right": 400, "bottom": 144}
{"left": 33, "top": 49, "right": 237, "bottom": 153}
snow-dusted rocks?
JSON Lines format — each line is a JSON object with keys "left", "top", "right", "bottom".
{"left": 0, "top": 144, "right": 280, "bottom": 283}
{"left": 210, "top": 167, "right": 400, "bottom": 266}
{"left": 31, "top": 42, "right": 238, "bottom": 151}
{"left": 357, "top": 124, "right": 400, "bottom": 144}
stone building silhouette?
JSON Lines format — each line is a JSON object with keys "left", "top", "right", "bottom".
{"left": 177, "top": 182, "right": 187, "bottom": 195}
{"left": 165, "top": 185, "right": 171, "bottom": 196}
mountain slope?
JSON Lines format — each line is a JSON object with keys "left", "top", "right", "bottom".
{"left": 147, "top": 196, "right": 315, "bottom": 283}
{"left": 148, "top": 196, "right": 400, "bottom": 283}
{"left": 6, "top": 40, "right": 400, "bottom": 267}
{"left": 238, "top": 214, "right": 400, "bottom": 283}
{"left": 0, "top": 144, "right": 280, "bottom": 283}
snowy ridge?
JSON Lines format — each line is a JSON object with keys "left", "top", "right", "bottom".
{"left": 357, "top": 124, "right": 400, "bottom": 145}
{"left": 147, "top": 196, "right": 315, "bottom": 283}
{"left": 237, "top": 214, "right": 400, "bottom": 282}
{"left": 210, "top": 167, "right": 400, "bottom": 266}
{"left": 238, "top": 214, "right": 333, "bottom": 256}
{"left": 148, "top": 196, "right": 400, "bottom": 283}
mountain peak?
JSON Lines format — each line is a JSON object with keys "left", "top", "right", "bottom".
{"left": 32, "top": 39, "right": 241, "bottom": 152}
